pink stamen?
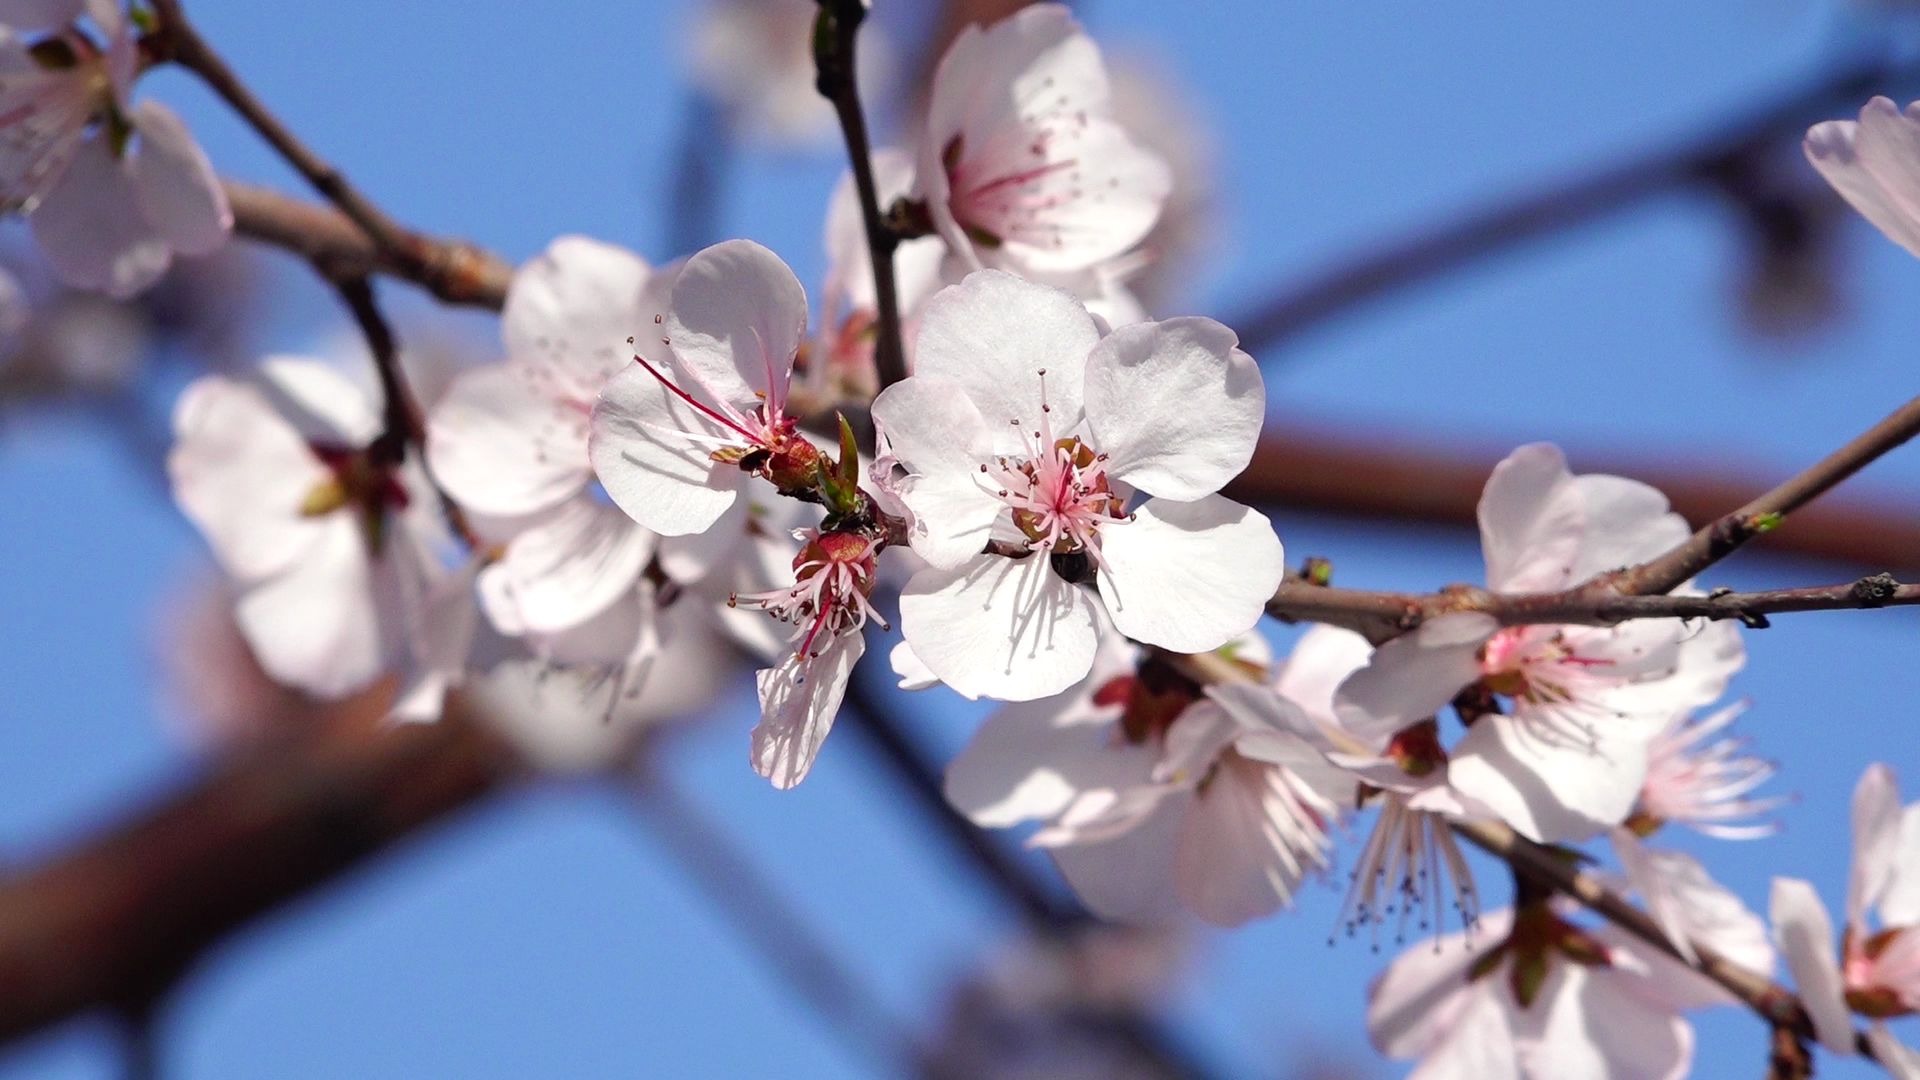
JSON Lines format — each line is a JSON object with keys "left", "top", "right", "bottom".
{"left": 631, "top": 352, "right": 759, "bottom": 444}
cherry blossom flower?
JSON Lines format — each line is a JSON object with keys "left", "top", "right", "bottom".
{"left": 1370, "top": 871, "right": 1770, "bottom": 1080}
{"left": 732, "top": 527, "right": 887, "bottom": 788}
{"left": 685, "top": 0, "right": 836, "bottom": 146}
{"left": 1329, "top": 444, "right": 1745, "bottom": 845}
{"left": 874, "top": 269, "right": 1280, "bottom": 702}
{"left": 1806, "top": 97, "right": 1920, "bottom": 259}
{"left": 1627, "top": 701, "right": 1783, "bottom": 840}
{"left": 946, "top": 626, "right": 1355, "bottom": 926}
{"left": 591, "top": 239, "right": 823, "bottom": 538}
{"left": 168, "top": 357, "right": 441, "bottom": 699}
{"left": 1772, "top": 764, "right": 1920, "bottom": 1064}
{"left": 0, "top": 0, "right": 230, "bottom": 297}
{"left": 915, "top": 3, "right": 1171, "bottom": 276}
{"left": 428, "top": 236, "right": 670, "bottom": 643}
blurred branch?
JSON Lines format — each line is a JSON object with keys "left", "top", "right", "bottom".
{"left": 842, "top": 668, "right": 1220, "bottom": 1080}
{"left": 815, "top": 0, "right": 909, "bottom": 390}
{"left": 622, "top": 760, "right": 930, "bottom": 1076}
{"left": 1224, "top": 58, "right": 1912, "bottom": 354}
{"left": 1223, "top": 426, "right": 1920, "bottom": 575}
{"left": 0, "top": 690, "right": 516, "bottom": 1041}
{"left": 151, "top": 0, "right": 460, "bottom": 296}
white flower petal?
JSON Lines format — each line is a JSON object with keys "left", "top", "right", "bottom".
{"left": 1332, "top": 613, "right": 1496, "bottom": 749}
{"left": 944, "top": 685, "right": 1154, "bottom": 828}
{"left": 233, "top": 517, "right": 392, "bottom": 698}
{"left": 1449, "top": 712, "right": 1649, "bottom": 843}
{"left": 128, "top": 100, "right": 230, "bottom": 257}
{"left": 1868, "top": 1026, "right": 1920, "bottom": 1080}
{"left": 1882, "top": 803, "right": 1920, "bottom": 927}
{"left": 910, "top": 269, "right": 1097, "bottom": 452}
{"left": 589, "top": 360, "right": 745, "bottom": 536}
{"left": 751, "top": 632, "right": 865, "bottom": 790}
{"left": 1852, "top": 763, "right": 1905, "bottom": 925}
{"left": 1083, "top": 316, "right": 1262, "bottom": 501}
{"left": 426, "top": 362, "right": 590, "bottom": 515}
{"left": 870, "top": 372, "right": 1002, "bottom": 569}
{"left": 1770, "top": 877, "right": 1855, "bottom": 1054}
{"left": 255, "top": 356, "right": 383, "bottom": 446}
{"left": 889, "top": 639, "right": 939, "bottom": 691}
{"left": 898, "top": 552, "right": 1100, "bottom": 701}
{"left": 168, "top": 375, "right": 333, "bottom": 582}
{"left": 1520, "top": 965, "right": 1692, "bottom": 1080}
{"left": 1094, "top": 494, "right": 1283, "bottom": 653}
{"left": 503, "top": 235, "right": 658, "bottom": 400}
{"left": 1273, "top": 623, "right": 1374, "bottom": 732}
{"left": 1477, "top": 443, "right": 1585, "bottom": 593}
{"left": 1367, "top": 911, "right": 1511, "bottom": 1060}
{"left": 485, "top": 498, "right": 656, "bottom": 634}
{"left": 1048, "top": 795, "right": 1185, "bottom": 923}
{"left": 1806, "top": 99, "right": 1920, "bottom": 259}
{"left": 663, "top": 239, "right": 806, "bottom": 416}
{"left": 1174, "top": 754, "right": 1331, "bottom": 926}
{"left": 0, "top": 0, "right": 84, "bottom": 32}
{"left": 29, "top": 134, "right": 170, "bottom": 298}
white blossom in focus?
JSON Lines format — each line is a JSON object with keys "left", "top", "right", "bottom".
{"left": 875, "top": 269, "right": 1280, "bottom": 702}
{"left": 0, "top": 0, "right": 230, "bottom": 296}
{"left": 590, "top": 239, "right": 821, "bottom": 537}
{"left": 1330, "top": 443, "right": 1745, "bottom": 845}
{"left": 168, "top": 358, "right": 442, "bottom": 700}
{"left": 915, "top": 3, "right": 1170, "bottom": 276}
{"left": 1806, "top": 97, "right": 1920, "bottom": 259}
{"left": 1772, "top": 764, "right": 1920, "bottom": 1064}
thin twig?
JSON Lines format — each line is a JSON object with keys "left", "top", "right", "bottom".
{"left": 1176, "top": 651, "right": 1879, "bottom": 1061}
{"left": 322, "top": 274, "right": 482, "bottom": 549}
{"left": 1224, "top": 58, "right": 1908, "bottom": 354}
{"left": 1609, "top": 394, "right": 1920, "bottom": 596}
{"left": 621, "top": 761, "right": 929, "bottom": 1075}
{"left": 1261, "top": 575, "right": 1920, "bottom": 635}
{"left": 813, "top": 0, "right": 909, "bottom": 390}
{"left": 152, "top": 1, "right": 430, "bottom": 278}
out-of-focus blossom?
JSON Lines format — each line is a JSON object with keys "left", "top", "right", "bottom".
{"left": 1330, "top": 444, "right": 1744, "bottom": 845}
{"left": 914, "top": 3, "right": 1170, "bottom": 277}
{"left": 1370, "top": 873, "right": 1767, "bottom": 1079}
{"left": 684, "top": 0, "right": 890, "bottom": 149}
{"left": 1103, "top": 51, "right": 1217, "bottom": 315}
{"left": 1772, "top": 764, "right": 1920, "bottom": 1064}
{"left": 429, "top": 236, "right": 670, "bottom": 657}
{"left": 1628, "top": 701, "right": 1783, "bottom": 840}
{"left": 946, "top": 625, "right": 1353, "bottom": 927}
{"left": 1806, "top": 97, "right": 1920, "bottom": 259}
{"left": 168, "top": 357, "right": 443, "bottom": 700}
{"left": 876, "top": 270, "right": 1279, "bottom": 701}
{"left": 0, "top": 1, "right": 230, "bottom": 296}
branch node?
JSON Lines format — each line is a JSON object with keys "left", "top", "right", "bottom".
{"left": 1851, "top": 571, "right": 1900, "bottom": 608}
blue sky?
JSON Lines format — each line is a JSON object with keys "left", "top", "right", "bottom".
{"left": 2, "top": 1, "right": 1919, "bottom": 1076}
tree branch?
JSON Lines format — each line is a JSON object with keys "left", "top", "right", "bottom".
{"left": 1223, "top": 57, "right": 1908, "bottom": 353}
{"left": 814, "top": 0, "right": 909, "bottom": 390}
{"left": 0, "top": 690, "right": 517, "bottom": 1040}
{"left": 225, "top": 180, "right": 510, "bottom": 309}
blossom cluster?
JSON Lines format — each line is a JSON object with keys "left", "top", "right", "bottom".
{"left": 11, "top": 0, "right": 1920, "bottom": 1075}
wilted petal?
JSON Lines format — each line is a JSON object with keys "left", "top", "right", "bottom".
{"left": 751, "top": 632, "right": 865, "bottom": 789}
{"left": 898, "top": 552, "right": 1100, "bottom": 701}
{"left": 1083, "top": 316, "right": 1262, "bottom": 501}
{"left": 1094, "top": 494, "right": 1283, "bottom": 654}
